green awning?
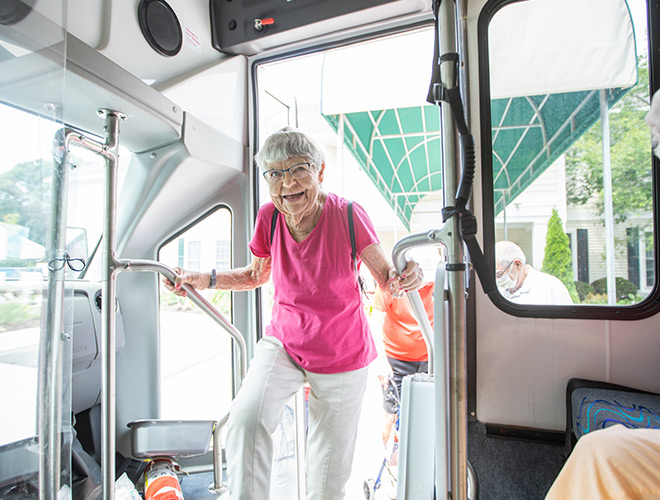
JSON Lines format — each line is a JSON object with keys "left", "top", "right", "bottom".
{"left": 323, "top": 106, "right": 443, "bottom": 228}
{"left": 321, "top": 0, "right": 636, "bottom": 230}
{"left": 323, "top": 87, "right": 629, "bottom": 229}
{"left": 491, "top": 88, "right": 629, "bottom": 215}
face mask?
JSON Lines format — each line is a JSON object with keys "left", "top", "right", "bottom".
{"left": 497, "top": 270, "right": 517, "bottom": 291}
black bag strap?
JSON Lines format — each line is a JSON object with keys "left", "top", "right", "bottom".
{"left": 347, "top": 201, "right": 367, "bottom": 297}
{"left": 347, "top": 201, "right": 358, "bottom": 275}
{"left": 270, "top": 206, "right": 279, "bottom": 243}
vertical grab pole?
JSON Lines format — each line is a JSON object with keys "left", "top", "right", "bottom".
{"left": 40, "top": 129, "right": 106, "bottom": 499}
{"left": 98, "top": 109, "right": 126, "bottom": 500}
{"left": 39, "top": 130, "right": 72, "bottom": 500}
{"left": 434, "top": 262, "right": 448, "bottom": 500}
{"left": 436, "top": 0, "right": 470, "bottom": 497}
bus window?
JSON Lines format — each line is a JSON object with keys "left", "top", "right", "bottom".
{"left": 482, "top": 0, "right": 656, "bottom": 310}
{"left": 158, "top": 207, "right": 234, "bottom": 420}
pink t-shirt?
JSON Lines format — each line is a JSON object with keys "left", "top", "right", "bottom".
{"left": 249, "top": 193, "right": 379, "bottom": 374}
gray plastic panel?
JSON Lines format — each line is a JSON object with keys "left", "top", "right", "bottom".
{"left": 0, "top": 30, "right": 182, "bottom": 153}
{"left": 128, "top": 419, "right": 215, "bottom": 458}
{"left": 71, "top": 284, "right": 126, "bottom": 414}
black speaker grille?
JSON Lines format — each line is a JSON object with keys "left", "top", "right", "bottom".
{"left": 138, "top": 0, "right": 182, "bottom": 57}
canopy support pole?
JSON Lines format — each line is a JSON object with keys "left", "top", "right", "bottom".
{"left": 600, "top": 90, "right": 617, "bottom": 305}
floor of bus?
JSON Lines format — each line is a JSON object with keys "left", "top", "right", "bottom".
{"left": 178, "top": 420, "right": 566, "bottom": 500}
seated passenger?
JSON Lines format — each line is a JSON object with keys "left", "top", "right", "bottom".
{"left": 495, "top": 240, "right": 573, "bottom": 305}
{"left": 545, "top": 424, "right": 660, "bottom": 500}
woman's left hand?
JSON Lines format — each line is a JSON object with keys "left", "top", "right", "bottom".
{"left": 360, "top": 243, "right": 423, "bottom": 296}
{"left": 388, "top": 260, "right": 423, "bottom": 295}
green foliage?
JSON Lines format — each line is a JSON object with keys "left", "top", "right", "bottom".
{"left": 159, "top": 288, "right": 232, "bottom": 317}
{"left": 0, "top": 292, "right": 41, "bottom": 331}
{"left": 573, "top": 281, "right": 594, "bottom": 301}
{"left": 542, "top": 209, "right": 579, "bottom": 302}
{"left": 565, "top": 59, "right": 652, "bottom": 223}
{"left": 209, "top": 289, "right": 232, "bottom": 317}
{"left": 618, "top": 293, "right": 645, "bottom": 305}
{"left": 590, "top": 276, "right": 639, "bottom": 302}
{"left": 582, "top": 293, "right": 607, "bottom": 305}
{"left": 580, "top": 290, "right": 643, "bottom": 306}
{"left": 0, "top": 160, "right": 51, "bottom": 247}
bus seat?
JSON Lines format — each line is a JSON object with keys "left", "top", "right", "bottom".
{"left": 564, "top": 377, "right": 660, "bottom": 457}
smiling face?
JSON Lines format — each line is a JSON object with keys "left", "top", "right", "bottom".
{"left": 266, "top": 157, "right": 325, "bottom": 219}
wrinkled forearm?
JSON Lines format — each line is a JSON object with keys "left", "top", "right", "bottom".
{"left": 215, "top": 256, "right": 271, "bottom": 291}
{"left": 360, "top": 243, "right": 396, "bottom": 290}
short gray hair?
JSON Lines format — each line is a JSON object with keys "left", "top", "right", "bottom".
{"left": 495, "top": 240, "right": 526, "bottom": 267}
{"left": 255, "top": 127, "right": 325, "bottom": 170}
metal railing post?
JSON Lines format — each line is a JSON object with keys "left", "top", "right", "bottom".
{"left": 98, "top": 109, "right": 126, "bottom": 500}
{"left": 42, "top": 111, "right": 246, "bottom": 499}
{"left": 39, "top": 130, "right": 72, "bottom": 500}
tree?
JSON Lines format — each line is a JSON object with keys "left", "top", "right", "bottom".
{"left": 565, "top": 58, "right": 652, "bottom": 226}
{"left": 542, "top": 209, "right": 579, "bottom": 302}
{"left": 0, "top": 160, "right": 51, "bottom": 248}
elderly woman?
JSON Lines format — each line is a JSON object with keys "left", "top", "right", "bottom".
{"left": 163, "top": 127, "right": 421, "bottom": 500}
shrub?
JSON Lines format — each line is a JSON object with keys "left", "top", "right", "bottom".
{"left": 582, "top": 293, "right": 608, "bottom": 305}
{"left": 590, "top": 277, "right": 639, "bottom": 302}
{"left": 574, "top": 281, "right": 594, "bottom": 301}
{"left": 542, "top": 209, "right": 579, "bottom": 302}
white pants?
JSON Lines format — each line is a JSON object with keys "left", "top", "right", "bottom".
{"left": 226, "top": 336, "right": 369, "bottom": 500}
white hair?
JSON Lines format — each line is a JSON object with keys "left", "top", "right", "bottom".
{"left": 495, "top": 240, "right": 526, "bottom": 267}
{"left": 646, "top": 90, "right": 660, "bottom": 158}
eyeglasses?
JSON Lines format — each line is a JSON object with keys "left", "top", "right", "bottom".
{"left": 262, "top": 162, "right": 313, "bottom": 185}
{"left": 495, "top": 260, "right": 514, "bottom": 278}
{"left": 48, "top": 252, "right": 86, "bottom": 273}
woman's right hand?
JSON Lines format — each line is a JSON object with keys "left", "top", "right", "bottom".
{"left": 161, "top": 266, "right": 204, "bottom": 297}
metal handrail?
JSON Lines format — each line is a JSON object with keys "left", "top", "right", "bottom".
{"left": 392, "top": 228, "right": 452, "bottom": 498}
{"left": 121, "top": 260, "right": 246, "bottom": 494}
{"left": 393, "top": 225, "right": 473, "bottom": 500}
{"left": 122, "top": 259, "right": 247, "bottom": 384}
{"left": 392, "top": 228, "right": 451, "bottom": 375}
{"left": 42, "top": 112, "right": 246, "bottom": 500}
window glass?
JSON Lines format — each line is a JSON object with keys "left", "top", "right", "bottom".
{"left": 158, "top": 207, "right": 233, "bottom": 419}
{"left": 216, "top": 240, "right": 231, "bottom": 271}
{"left": 487, "top": 0, "right": 654, "bottom": 306}
{"left": 187, "top": 240, "right": 201, "bottom": 271}
{"left": 0, "top": 102, "right": 128, "bottom": 448}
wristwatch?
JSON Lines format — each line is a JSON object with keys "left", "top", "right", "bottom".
{"left": 209, "top": 269, "right": 217, "bottom": 289}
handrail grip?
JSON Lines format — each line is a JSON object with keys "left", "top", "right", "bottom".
{"left": 121, "top": 259, "right": 244, "bottom": 493}
{"left": 392, "top": 227, "right": 450, "bottom": 375}
{"left": 121, "top": 258, "right": 247, "bottom": 384}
